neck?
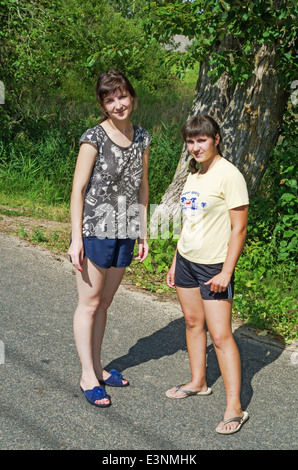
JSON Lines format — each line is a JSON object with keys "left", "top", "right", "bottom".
{"left": 199, "top": 154, "right": 221, "bottom": 174}
{"left": 107, "top": 117, "right": 133, "bottom": 136}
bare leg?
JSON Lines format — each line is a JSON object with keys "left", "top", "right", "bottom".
{"left": 73, "top": 257, "right": 109, "bottom": 404}
{"left": 166, "top": 286, "right": 209, "bottom": 398}
{"left": 203, "top": 299, "right": 244, "bottom": 432}
{"left": 92, "top": 266, "right": 127, "bottom": 383}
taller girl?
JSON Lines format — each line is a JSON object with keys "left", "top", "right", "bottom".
{"left": 68, "top": 70, "right": 151, "bottom": 407}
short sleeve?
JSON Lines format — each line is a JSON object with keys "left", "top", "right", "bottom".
{"left": 142, "top": 130, "right": 152, "bottom": 153}
{"left": 79, "top": 127, "right": 98, "bottom": 150}
{"left": 222, "top": 168, "right": 249, "bottom": 210}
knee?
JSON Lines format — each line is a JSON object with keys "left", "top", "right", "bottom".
{"left": 80, "top": 297, "right": 101, "bottom": 317}
{"left": 210, "top": 331, "right": 233, "bottom": 350}
{"left": 99, "top": 295, "right": 114, "bottom": 311}
{"left": 81, "top": 295, "right": 114, "bottom": 315}
{"left": 184, "top": 310, "right": 202, "bottom": 330}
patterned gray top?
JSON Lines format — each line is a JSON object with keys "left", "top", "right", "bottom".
{"left": 79, "top": 124, "right": 151, "bottom": 239}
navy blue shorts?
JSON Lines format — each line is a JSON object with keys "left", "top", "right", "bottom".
{"left": 174, "top": 251, "right": 234, "bottom": 300}
{"left": 83, "top": 237, "right": 136, "bottom": 269}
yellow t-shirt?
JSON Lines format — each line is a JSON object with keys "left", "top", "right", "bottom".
{"left": 177, "top": 157, "right": 249, "bottom": 264}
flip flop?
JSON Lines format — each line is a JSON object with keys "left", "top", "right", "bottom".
{"left": 216, "top": 411, "right": 249, "bottom": 435}
{"left": 165, "top": 384, "right": 212, "bottom": 399}
{"left": 99, "top": 369, "right": 129, "bottom": 387}
{"left": 80, "top": 385, "right": 111, "bottom": 407}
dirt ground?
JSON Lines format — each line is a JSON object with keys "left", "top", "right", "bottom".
{"left": 0, "top": 206, "right": 71, "bottom": 237}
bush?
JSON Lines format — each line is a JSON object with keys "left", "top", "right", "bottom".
{"left": 233, "top": 111, "right": 297, "bottom": 343}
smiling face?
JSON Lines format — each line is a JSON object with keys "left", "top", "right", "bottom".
{"left": 186, "top": 134, "right": 220, "bottom": 164}
{"left": 102, "top": 87, "right": 134, "bottom": 122}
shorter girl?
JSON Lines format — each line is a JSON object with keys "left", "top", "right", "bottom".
{"left": 166, "top": 115, "right": 249, "bottom": 434}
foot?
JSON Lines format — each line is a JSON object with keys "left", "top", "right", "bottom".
{"left": 216, "top": 410, "right": 249, "bottom": 434}
{"left": 80, "top": 380, "right": 110, "bottom": 406}
{"left": 165, "top": 382, "right": 211, "bottom": 399}
{"left": 97, "top": 369, "right": 129, "bottom": 387}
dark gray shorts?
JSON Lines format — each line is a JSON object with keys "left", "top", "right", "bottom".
{"left": 174, "top": 251, "right": 234, "bottom": 300}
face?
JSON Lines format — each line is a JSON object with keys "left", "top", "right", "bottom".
{"left": 102, "top": 87, "right": 133, "bottom": 121}
{"left": 185, "top": 134, "right": 220, "bottom": 163}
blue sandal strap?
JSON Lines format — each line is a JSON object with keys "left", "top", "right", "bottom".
{"left": 81, "top": 386, "right": 111, "bottom": 407}
{"left": 101, "top": 369, "right": 129, "bottom": 387}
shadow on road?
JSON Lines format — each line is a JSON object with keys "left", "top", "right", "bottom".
{"left": 105, "top": 320, "right": 284, "bottom": 410}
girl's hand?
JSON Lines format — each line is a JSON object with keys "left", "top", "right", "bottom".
{"left": 67, "top": 240, "right": 84, "bottom": 272}
{"left": 166, "top": 264, "right": 176, "bottom": 289}
{"left": 135, "top": 238, "right": 149, "bottom": 262}
{"left": 204, "top": 271, "right": 231, "bottom": 293}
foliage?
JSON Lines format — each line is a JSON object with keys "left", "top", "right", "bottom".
{"left": 148, "top": 122, "right": 183, "bottom": 205}
{"left": 245, "top": 110, "right": 297, "bottom": 265}
{"left": 142, "top": 231, "right": 177, "bottom": 274}
{"left": 142, "top": 0, "right": 298, "bottom": 86}
{"left": 229, "top": 109, "right": 297, "bottom": 342}
{"left": 107, "top": 0, "right": 147, "bottom": 18}
{"left": 0, "top": 0, "right": 174, "bottom": 149}
{"left": 0, "top": 0, "right": 171, "bottom": 90}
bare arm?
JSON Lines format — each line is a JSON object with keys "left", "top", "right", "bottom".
{"left": 166, "top": 248, "right": 178, "bottom": 289}
{"left": 204, "top": 205, "right": 249, "bottom": 293}
{"left": 67, "top": 143, "right": 97, "bottom": 271}
{"left": 135, "top": 145, "right": 150, "bottom": 262}
{"left": 166, "top": 222, "right": 185, "bottom": 289}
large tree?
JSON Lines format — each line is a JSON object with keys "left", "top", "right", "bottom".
{"left": 144, "top": 0, "right": 297, "bottom": 223}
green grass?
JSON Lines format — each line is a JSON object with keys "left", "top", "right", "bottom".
{"left": 234, "top": 261, "right": 297, "bottom": 344}
{"left": 0, "top": 192, "right": 69, "bottom": 222}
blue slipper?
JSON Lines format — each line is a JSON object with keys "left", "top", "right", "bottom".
{"left": 100, "top": 369, "right": 129, "bottom": 387}
{"left": 80, "top": 386, "right": 111, "bottom": 407}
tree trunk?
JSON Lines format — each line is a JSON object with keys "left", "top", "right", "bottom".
{"left": 150, "top": 41, "right": 289, "bottom": 234}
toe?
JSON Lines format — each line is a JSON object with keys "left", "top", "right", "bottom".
{"left": 165, "top": 387, "right": 176, "bottom": 398}
{"left": 95, "top": 398, "right": 110, "bottom": 406}
{"left": 165, "top": 387, "right": 186, "bottom": 398}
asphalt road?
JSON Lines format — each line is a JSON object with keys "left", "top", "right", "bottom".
{"left": 0, "top": 233, "right": 297, "bottom": 452}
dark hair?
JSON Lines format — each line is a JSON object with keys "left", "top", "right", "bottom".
{"left": 96, "top": 69, "right": 137, "bottom": 121}
{"left": 181, "top": 115, "right": 223, "bottom": 173}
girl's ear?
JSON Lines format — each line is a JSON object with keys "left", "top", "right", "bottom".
{"left": 132, "top": 96, "right": 138, "bottom": 112}
{"left": 215, "top": 133, "right": 220, "bottom": 146}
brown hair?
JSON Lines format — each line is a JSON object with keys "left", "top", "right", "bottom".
{"left": 181, "top": 115, "right": 223, "bottom": 173}
{"left": 96, "top": 69, "right": 137, "bottom": 121}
